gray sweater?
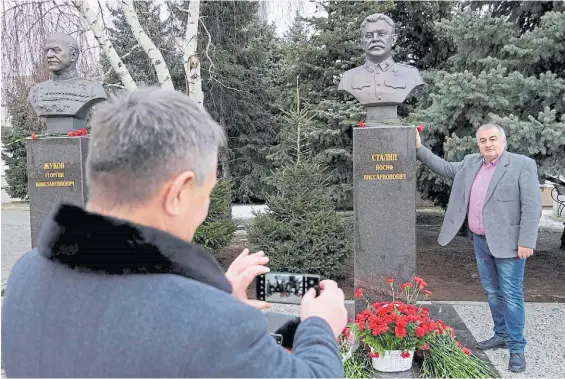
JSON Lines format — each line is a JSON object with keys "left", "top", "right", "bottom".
{"left": 1, "top": 204, "right": 343, "bottom": 378}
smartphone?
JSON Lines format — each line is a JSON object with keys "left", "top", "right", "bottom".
{"left": 256, "top": 272, "right": 321, "bottom": 305}
{"left": 271, "top": 333, "right": 283, "bottom": 345}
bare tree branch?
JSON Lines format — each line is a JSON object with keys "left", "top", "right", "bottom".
{"left": 199, "top": 17, "right": 215, "bottom": 79}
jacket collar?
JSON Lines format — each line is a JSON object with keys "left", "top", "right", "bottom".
{"left": 37, "top": 203, "right": 232, "bottom": 294}
{"left": 364, "top": 56, "right": 395, "bottom": 73}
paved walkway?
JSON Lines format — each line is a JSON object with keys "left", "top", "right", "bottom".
{"left": 268, "top": 302, "right": 565, "bottom": 378}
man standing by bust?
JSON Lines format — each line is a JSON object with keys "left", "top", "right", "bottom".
{"left": 28, "top": 32, "right": 106, "bottom": 131}
{"left": 338, "top": 13, "right": 424, "bottom": 123}
{"left": 416, "top": 124, "right": 542, "bottom": 373}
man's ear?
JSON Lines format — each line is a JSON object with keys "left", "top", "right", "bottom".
{"left": 392, "top": 33, "right": 398, "bottom": 46}
{"left": 163, "top": 170, "right": 196, "bottom": 217}
{"left": 69, "top": 47, "right": 78, "bottom": 63}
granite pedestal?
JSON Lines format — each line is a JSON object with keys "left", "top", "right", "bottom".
{"left": 26, "top": 136, "right": 89, "bottom": 247}
{"left": 353, "top": 125, "right": 417, "bottom": 313}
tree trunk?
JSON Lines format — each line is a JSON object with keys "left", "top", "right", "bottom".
{"left": 120, "top": 0, "right": 174, "bottom": 90}
{"left": 220, "top": 148, "right": 230, "bottom": 179}
{"left": 72, "top": 0, "right": 137, "bottom": 92}
{"left": 183, "top": 0, "right": 203, "bottom": 104}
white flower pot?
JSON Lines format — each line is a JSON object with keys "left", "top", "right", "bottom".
{"left": 371, "top": 349, "right": 414, "bottom": 372}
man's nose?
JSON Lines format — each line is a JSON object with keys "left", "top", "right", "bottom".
{"left": 46, "top": 49, "right": 54, "bottom": 57}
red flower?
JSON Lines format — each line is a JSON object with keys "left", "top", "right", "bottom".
{"left": 416, "top": 326, "right": 427, "bottom": 338}
{"left": 401, "top": 351, "right": 411, "bottom": 358}
{"left": 355, "top": 288, "right": 364, "bottom": 299}
{"left": 401, "top": 282, "right": 412, "bottom": 291}
{"left": 422, "top": 343, "right": 430, "bottom": 351}
{"left": 31, "top": 132, "right": 37, "bottom": 140}
{"left": 462, "top": 347, "right": 472, "bottom": 356}
{"left": 414, "top": 276, "right": 427, "bottom": 288}
{"left": 423, "top": 289, "right": 432, "bottom": 297}
{"left": 79, "top": 128, "right": 87, "bottom": 135}
{"left": 387, "top": 278, "right": 395, "bottom": 284}
{"left": 394, "top": 325, "right": 407, "bottom": 338}
{"left": 369, "top": 351, "right": 380, "bottom": 359}
{"left": 67, "top": 131, "right": 74, "bottom": 137}
{"left": 416, "top": 124, "right": 424, "bottom": 133}
{"left": 358, "top": 120, "right": 366, "bottom": 128}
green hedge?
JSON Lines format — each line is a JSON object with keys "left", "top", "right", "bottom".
{"left": 193, "top": 179, "right": 237, "bottom": 253}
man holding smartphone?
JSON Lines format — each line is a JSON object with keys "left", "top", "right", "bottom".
{"left": 2, "top": 87, "right": 348, "bottom": 378}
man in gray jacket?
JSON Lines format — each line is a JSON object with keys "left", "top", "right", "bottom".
{"left": 1, "top": 87, "right": 347, "bottom": 377}
{"left": 416, "top": 124, "right": 542, "bottom": 373}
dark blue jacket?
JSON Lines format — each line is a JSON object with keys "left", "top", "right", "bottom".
{"left": 1, "top": 204, "right": 343, "bottom": 378}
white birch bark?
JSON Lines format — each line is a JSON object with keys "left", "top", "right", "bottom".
{"left": 71, "top": 0, "right": 137, "bottom": 92}
{"left": 182, "top": 0, "right": 203, "bottom": 104}
{"left": 119, "top": 0, "right": 174, "bottom": 90}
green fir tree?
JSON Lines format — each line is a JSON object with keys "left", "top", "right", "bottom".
{"left": 408, "top": 3, "right": 565, "bottom": 207}
{"left": 248, "top": 85, "right": 351, "bottom": 279}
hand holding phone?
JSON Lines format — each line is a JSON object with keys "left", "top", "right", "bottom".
{"left": 256, "top": 272, "right": 320, "bottom": 305}
{"left": 300, "top": 280, "right": 347, "bottom": 339}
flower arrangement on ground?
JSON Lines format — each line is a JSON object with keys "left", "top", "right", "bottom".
{"left": 348, "top": 277, "right": 435, "bottom": 372}
{"left": 340, "top": 277, "right": 498, "bottom": 378}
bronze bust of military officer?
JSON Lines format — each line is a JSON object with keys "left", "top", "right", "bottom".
{"left": 28, "top": 32, "right": 107, "bottom": 132}
{"left": 338, "top": 13, "right": 424, "bottom": 124}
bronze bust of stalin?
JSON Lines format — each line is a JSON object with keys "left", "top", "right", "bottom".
{"left": 338, "top": 14, "right": 424, "bottom": 124}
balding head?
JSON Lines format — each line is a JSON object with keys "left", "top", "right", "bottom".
{"left": 45, "top": 32, "right": 79, "bottom": 74}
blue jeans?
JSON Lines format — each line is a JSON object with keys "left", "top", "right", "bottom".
{"left": 473, "top": 234, "right": 526, "bottom": 353}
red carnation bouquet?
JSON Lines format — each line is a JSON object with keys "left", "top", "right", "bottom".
{"left": 340, "top": 277, "right": 496, "bottom": 377}
{"left": 350, "top": 277, "right": 437, "bottom": 359}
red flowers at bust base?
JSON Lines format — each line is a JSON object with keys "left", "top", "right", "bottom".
{"left": 355, "top": 288, "right": 364, "bottom": 299}
{"left": 68, "top": 128, "right": 87, "bottom": 137}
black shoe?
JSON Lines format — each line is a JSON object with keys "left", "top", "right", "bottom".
{"left": 476, "top": 336, "right": 507, "bottom": 350}
{"left": 509, "top": 352, "right": 526, "bottom": 373}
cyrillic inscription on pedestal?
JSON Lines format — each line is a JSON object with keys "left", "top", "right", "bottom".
{"left": 26, "top": 137, "right": 89, "bottom": 247}
{"left": 353, "top": 126, "right": 416, "bottom": 313}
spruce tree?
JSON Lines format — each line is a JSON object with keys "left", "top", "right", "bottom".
{"left": 1, "top": 76, "right": 47, "bottom": 200}
{"left": 248, "top": 85, "right": 351, "bottom": 279}
{"left": 408, "top": 4, "right": 565, "bottom": 207}
{"left": 167, "top": 1, "right": 280, "bottom": 203}
{"left": 193, "top": 179, "right": 237, "bottom": 253}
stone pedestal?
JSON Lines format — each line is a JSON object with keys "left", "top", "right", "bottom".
{"left": 353, "top": 125, "right": 416, "bottom": 313}
{"left": 26, "top": 136, "right": 89, "bottom": 247}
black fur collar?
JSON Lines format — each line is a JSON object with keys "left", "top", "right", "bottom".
{"left": 37, "top": 203, "right": 232, "bottom": 294}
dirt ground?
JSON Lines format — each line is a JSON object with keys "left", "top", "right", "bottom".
{"left": 216, "top": 209, "right": 565, "bottom": 303}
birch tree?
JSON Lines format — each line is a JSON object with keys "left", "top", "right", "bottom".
{"left": 119, "top": 0, "right": 173, "bottom": 90}
{"left": 179, "top": 0, "right": 204, "bottom": 104}
{"left": 71, "top": 0, "right": 137, "bottom": 92}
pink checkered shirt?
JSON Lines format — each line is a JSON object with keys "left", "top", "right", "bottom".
{"left": 468, "top": 157, "right": 500, "bottom": 235}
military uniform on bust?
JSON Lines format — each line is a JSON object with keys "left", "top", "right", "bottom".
{"left": 28, "top": 32, "right": 106, "bottom": 132}
{"left": 339, "top": 57, "right": 423, "bottom": 107}
{"left": 338, "top": 13, "right": 424, "bottom": 124}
